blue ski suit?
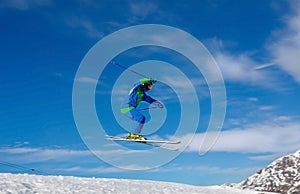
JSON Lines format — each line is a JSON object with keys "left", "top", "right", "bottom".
{"left": 121, "top": 78, "right": 162, "bottom": 134}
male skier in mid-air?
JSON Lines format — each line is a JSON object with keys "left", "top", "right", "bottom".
{"left": 121, "top": 78, "right": 164, "bottom": 140}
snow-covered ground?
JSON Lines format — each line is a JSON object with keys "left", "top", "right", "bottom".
{"left": 238, "top": 149, "right": 300, "bottom": 194}
{"left": 0, "top": 173, "right": 276, "bottom": 194}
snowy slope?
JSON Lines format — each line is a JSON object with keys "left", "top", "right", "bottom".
{"left": 0, "top": 173, "right": 273, "bottom": 194}
{"left": 238, "top": 149, "right": 300, "bottom": 194}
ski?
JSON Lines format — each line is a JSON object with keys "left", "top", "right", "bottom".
{"left": 104, "top": 136, "right": 181, "bottom": 144}
{"left": 104, "top": 136, "right": 181, "bottom": 151}
{"left": 142, "top": 142, "right": 180, "bottom": 151}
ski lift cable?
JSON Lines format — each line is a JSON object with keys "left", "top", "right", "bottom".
{"left": 0, "top": 160, "right": 47, "bottom": 175}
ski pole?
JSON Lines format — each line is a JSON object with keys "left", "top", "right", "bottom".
{"left": 138, "top": 107, "right": 160, "bottom": 111}
{"left": 111, "top": 61, "right": 149, "bottom": 78}
{"left": 111, "top": 61, "right": 163, "bottom": 88}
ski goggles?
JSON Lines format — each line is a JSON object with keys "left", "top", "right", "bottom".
{"left": 147, "top": 83, "right": 153, "bottom": 89}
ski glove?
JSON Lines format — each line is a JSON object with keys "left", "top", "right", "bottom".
{"left": 153, "top": 101, "right": 164, "bottom": 109}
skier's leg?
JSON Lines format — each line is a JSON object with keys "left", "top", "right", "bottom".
{"left": 127, "top": 108, "right": 145, "bottom": 134}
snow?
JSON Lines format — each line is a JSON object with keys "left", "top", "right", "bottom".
{"left": 0, "top": 173, "right": 271, "bottom": 194}
{"left": 238, "top": 149, "right": 300, "bottom": 194}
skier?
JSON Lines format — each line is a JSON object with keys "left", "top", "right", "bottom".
{"left": 121, "top": 78, "right": 164, "bottom": 140}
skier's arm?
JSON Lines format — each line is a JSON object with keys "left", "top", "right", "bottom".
{"left": 143, "top": 95, "right": 164, "bottom": 108}
{"left": 143, "top": 94, "right": 156, "bottom": 104}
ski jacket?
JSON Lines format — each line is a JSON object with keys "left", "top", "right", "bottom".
{"left": 121, "top": 78, "right": 157, "bottom": 113}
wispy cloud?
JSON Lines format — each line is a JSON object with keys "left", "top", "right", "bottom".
{"left": 60, "top": 166, "right": 123, "bottom": 174}
{"left": 158, "top": 75, "right": 209, "bottom": 101}
{"left": 268, "top": 1, "right": 300, "bottom": 84}
{"left": 208, "top": 46, "right": 279, "bottom": 89}
{"left": 247, "top": 153, "right": 284, "bottom": 161}
{"left": 0, "top": 147, "right": 92, "bottom": 163}
{"left": 258, "top": 106, "right": 276, "bottom": 111}
{"left": 65, "top": 16, "right": 104, "bottom": 39}
{"left": 0, "top": 146, "right": 149, "bottom": 165}
{"left": 247, "top": 97, "right": 258, "bottom": 102}
{"left": 60, "top": 164, "right": 151, "bottom": 174}
{"left": 61, "top": 162, "right": 261, "bottom": 177}
{"left": 254, "top": 63, "right": 276, "bottom": 70}
{"left": 129, "top": 1, "right": 158, "bottom": 20}
{"left": 0, "top": 0, "right": 51, "bottom": 10}
{"left": 63, "top": 1, "right": 161, "bottom": 38}
{"left": 180, "top": 118, "right": 300, "bottom": 157}
{"left": 75, "top": 77, "right": 99, "bottom": 85}
{"left": 204, "top": 2, "right": 300, "bottom": 88}
{"left": 0, "top": 147, "right": 39, "bottom": 154}
{"left": 0, "top": 145, "right": 152, "bottom": 174}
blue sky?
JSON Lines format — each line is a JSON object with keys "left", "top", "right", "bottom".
{"left": 1, "top": 0, "right": 300, "bottom": 186}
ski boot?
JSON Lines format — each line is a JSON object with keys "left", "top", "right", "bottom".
{"left": 127, "top": 133, "right": 147, "bottom": 143}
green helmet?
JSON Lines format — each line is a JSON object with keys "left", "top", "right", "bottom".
{"left": 140, "top": 78, "right": 157, "bottom": 85}
{"left": 140, "top": 78, "right": 156, "bottom": 91}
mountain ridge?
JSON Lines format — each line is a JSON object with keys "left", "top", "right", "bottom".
{"left": 238, "top": 149, "right": 300, "bottom": 194}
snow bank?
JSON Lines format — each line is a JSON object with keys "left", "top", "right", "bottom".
{"left": 0, "top": 173, "right": 272, "bottom": 194}
{"left": 238, "top": 149, "right": 300, "bottom": 194}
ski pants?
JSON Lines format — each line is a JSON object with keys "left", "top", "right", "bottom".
{"left": 123, "top": 108, "right": 145, "bottom": 134}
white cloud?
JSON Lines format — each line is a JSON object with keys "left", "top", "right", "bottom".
{"left": 159, "top": 75, "right": 209, "bottom": 100}
{"left": 129, "top": 1, "right": 158, "bottom": 19}
{"left": 268, "top": 1, "right": 300, "bottom": 84}
{"left": 60, "top": 164, "right": 149, "bottom": 174}
{"left": 247, "top": 153, "right": 283, "bottom": 161}
{"left": 204, "top": 37, "right": 281, "bottom": 89}
{"left": 111, "top": 87, "right": 129, "bottom": 96}
{"left": 0, "top": 146, "right": 148, "bottom": 164}
{"left": 0, "top": 147, "right": 92, "bottom": 163}
{"left": 254, "top": 63, "right": 276, "bottom": 70}
{"left": 258, "top": 106, "right": 276, "bottom": 111}
{"left": 75, "top": 77, "right": 100, "bottom": 85}
{"left": 247, "top": 97, "right": 258, "bottom": 102}
{"left": 0, "top": 146, "right": 149, "bottom": 174}
{"left": 65, "top": 17, "right": 104, "bottom": 39}
{"left": 61, "top": 166, "right": 123, "bottom": 174}
{"left": 0, "top": 147, "right": 39, "bottom": 154}
{"left": 205, "top": 2, "right": 300, "bottom": 87}
{"left": 214, "top": 51, "right": 277, "bottom": 88}
{"left": 194, "top": 166, "right": 260, "bottom": 175}
{"left": 0, "top": 0, "right": 51, "bottom": 10}
{"left": 159, "top": 164, "right": 261, "bottom": 176}
{"left": 181, "top": 120, "right": 300, "bottom": 156}
{"left": 273, "top": 115, "right": 294, "bottom": 122}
